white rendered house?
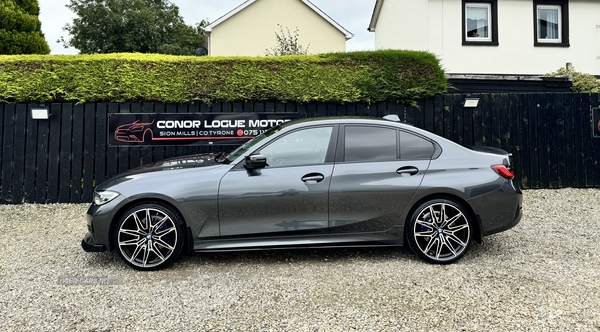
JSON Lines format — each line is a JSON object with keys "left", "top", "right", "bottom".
{"left": 369, "top": 0, "right": 600, "bottom": 75}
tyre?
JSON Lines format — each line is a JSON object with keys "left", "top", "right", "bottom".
{"left": 114, "top": 203, "right": 185, "bottom": 271}
{"left": 407, "top": 199, "right": 473, "bottom": 264}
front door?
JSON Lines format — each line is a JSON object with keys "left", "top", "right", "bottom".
{"left": 219, "top": 126, "right": 336, "bottom": 237}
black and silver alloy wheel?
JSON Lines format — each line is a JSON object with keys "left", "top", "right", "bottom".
{"left": 407, "top": 199, "right": 472, "bottom": 264}
{"left": 115, "top": 203, "right": 184, "bottom": 271}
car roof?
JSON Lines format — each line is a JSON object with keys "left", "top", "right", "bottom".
{"left": 282, "top": 116, "right": 413, "bottom": 128}
{"left": 280, "top": 116, "right": 430, "bottom": 136}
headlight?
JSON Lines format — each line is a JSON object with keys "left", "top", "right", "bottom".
{"left": 93, "top": 191, "right": 120, "bottom": 206}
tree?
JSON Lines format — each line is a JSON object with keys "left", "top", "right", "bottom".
{"left": 265, "top": 25, "right": 309, "bottom": 56}
{"left": 60, "top": 0, "right": 206, "bottom": 55}
{"left": 0, "top": 0, "right": 51, "bottom": 54}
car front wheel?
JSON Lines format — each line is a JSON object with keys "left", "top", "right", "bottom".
{"left": 114, "top": 203, "right": 185, "bottom": 271}
{"left": 407, "top": 199, "right": 473, "bottom": 264}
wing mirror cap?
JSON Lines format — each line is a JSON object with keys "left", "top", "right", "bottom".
{"left": 245, "top": 154, "right": 268, "bottom": 169}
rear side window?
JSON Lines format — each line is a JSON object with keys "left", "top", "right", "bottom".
{"left": 344, "top": 126, "right": 397, "bottom": 162}
{"left": 400, "top": 131, "right": 435, "bottom": 159}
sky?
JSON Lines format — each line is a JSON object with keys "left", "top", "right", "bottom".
{"left": 38, "top": 0, "right": 376, "bottom": 55}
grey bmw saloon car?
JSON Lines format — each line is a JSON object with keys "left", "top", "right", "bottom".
{"left": 82, "top": 116, "right": 522, "bottom": 270}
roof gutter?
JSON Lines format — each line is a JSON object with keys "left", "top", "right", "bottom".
{"left": 368, "top": 0, "right": 384, "bottom": 32}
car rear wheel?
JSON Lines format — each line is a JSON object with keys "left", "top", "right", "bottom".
{"left": 407, "top": 199, "right": 472, "bottom": 264}
{"left": 114, "top": 203, "right": 184, "bottom": 271}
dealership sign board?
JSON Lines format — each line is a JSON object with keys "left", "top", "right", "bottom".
{"left": 108, "top": 113, "right": 305, "bottom": 146}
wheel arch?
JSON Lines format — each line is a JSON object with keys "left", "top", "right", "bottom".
{"left": 108, "top": 197, "right": 189, "bottom": 251}
{"left": 143, "top": 128, "right": 153, "bottom": 142}
{"left": 404, "top": 193, "right": 483, "bottom": 244}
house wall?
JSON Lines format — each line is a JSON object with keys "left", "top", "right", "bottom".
{"left": 374, "top": 0, "right": 600, "bottom": 75}
{"left": 208, "top": 0, "right": 347, "bottom": 56}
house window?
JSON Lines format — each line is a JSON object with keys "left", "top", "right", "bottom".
{"left": 534, "top": 1, "right": 569, "bottom": 47}
{"left": 462, "top": 0, "right": 498, "bottom": 46}
{"left": 466, "top": 4, "right": 491, "bottom": 40}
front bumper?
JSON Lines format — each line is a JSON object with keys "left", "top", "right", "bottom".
{"left": 81, "top": 195, "right": 126, "bottom": 253}
{"left": 81, "top": 235, "right": 106, "bottom": 252}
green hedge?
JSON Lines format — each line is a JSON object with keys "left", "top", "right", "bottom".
{"left": 0, "top": 50, "right": 447, "bottom": 104}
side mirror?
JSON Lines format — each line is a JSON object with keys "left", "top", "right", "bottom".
{"left": 245, "top": 154, "right": 268, "bottom": 170}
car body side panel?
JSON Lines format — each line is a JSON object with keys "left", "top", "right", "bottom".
{"left": 328, "top": 160, "right": 430, "bottom": 233}
{"left": 89, "top": 164, "right": 227, "bottom": 248}
{"left": 417, "top": 142, "right": 507, "bottom": 199}
{"left": 411, "top": 147, "right": 522, "bottom": 236}
{"left": 218, "top": 165, "right": 334, "bottom": 236}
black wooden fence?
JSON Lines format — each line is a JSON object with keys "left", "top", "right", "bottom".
{"left": 1, "top": 92, "right": 599, "bottom": 204}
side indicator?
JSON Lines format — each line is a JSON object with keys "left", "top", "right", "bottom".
{"left": 492, "top": 165, "right": 514, "bottom": 180}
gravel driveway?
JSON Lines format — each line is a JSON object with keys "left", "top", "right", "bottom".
{"left": 1, "top": 189, "right": 599, "bottom": 331}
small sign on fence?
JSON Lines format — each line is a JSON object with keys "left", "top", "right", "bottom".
{"left": 108, "top": 113, "right": 305, "bottom": 146}
{"left": 593, "top": 108, "right": 600, "bottom": 138}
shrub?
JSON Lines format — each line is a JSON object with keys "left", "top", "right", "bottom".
{"left": 265, "top": 25, "right": 309, "bottom": 56}
{"left": 546, "top": 67, "right": 600, "bottom": 93}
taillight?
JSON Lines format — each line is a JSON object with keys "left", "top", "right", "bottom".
{"left": 492, "top": 165, "right": 514, "bottom": 180}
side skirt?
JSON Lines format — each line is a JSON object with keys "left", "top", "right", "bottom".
{"left": 192, "top": 232, "right": 403, "bottom": 252}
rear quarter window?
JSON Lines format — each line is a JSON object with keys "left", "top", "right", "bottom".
{"left": 400, "top": 131, "right": 435, "bottom": 159}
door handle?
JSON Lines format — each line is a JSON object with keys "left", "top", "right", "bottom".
{"left": 397, "top": 166, "right": 419, "bottom": 176}
{"left": 301, "top": 173, "right": 325, "bottom": 183}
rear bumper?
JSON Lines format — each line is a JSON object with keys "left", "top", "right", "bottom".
{"left": 469, "top": 181, "right": 523, "bottom": 237}
{"left": 484, "top": 202, "right": 522, "bottom": 237}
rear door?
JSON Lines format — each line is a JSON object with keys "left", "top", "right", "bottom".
{"left": 328, "top": 125, "right": 434, "bottom": 234}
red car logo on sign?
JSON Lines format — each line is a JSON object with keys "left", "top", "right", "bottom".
{"left": 114, "top": 120, "right": 155, "bottom": 143}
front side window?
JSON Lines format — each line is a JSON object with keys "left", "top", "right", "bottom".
{"left": 534, "top": 1, "right": 569, "bottom": 46}
{"left": 259, "top": 127, "right": 333, "bottom": 167}
{"left": 462, "top": 0, "right": 498, "bottom": 46}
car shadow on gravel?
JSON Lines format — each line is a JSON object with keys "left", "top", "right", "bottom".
{"left": 462, "top": 234, "right": 514, "bottom": 260}
{"left": 83, "top": 246, "right": 418, "bottom": 271}
{"left": 82, "top": 236, "right": 514, "bottom": 271}
{"left": 176, "top": 233, "right": 517, "bottom": 268}
{"left": 175, "top": 246, "right": 417, "bottom": 268}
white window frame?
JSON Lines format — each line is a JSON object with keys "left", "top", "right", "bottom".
{"left": 536, "top": 5, "right": 562, "bottom": 43}
{"left": 465, "top": 3, "right": 492, "bottom": 42}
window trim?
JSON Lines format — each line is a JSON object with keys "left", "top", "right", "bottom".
{"left": 533, "top": 0, "right": 569, "bottom": 47}
{"left": 465, "top": 3, "right": 492, "bottom": 42}
{"left": 462, "top": 0, "right": 499, "bottom": 46}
